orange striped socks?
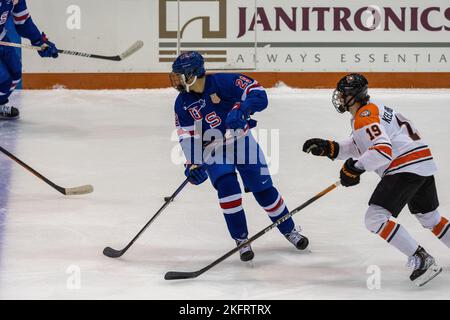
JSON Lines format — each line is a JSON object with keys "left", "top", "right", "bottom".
{"left": 432, "top": 217, "right": 450, "bottom": 247}
{"left": 377, "top": 220, "right": 419, "bottom": 256}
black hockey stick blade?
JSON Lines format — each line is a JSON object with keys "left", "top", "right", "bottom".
{"left": 103, "top": 246, "right": 125, "bottom": 258}
{"left": 164, "top": 270, "right": 202, "bottom": 280}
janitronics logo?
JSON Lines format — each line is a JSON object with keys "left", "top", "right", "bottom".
{"left": 237, "top": 6, "right": 450, "bottom": 38}
{"left": 158, "top": 0, "right": 227, "bottom": 63}
{"left": 157, "top": 2, "right": 449, "bottom": 70}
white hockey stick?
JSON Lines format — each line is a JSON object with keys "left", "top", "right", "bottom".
{"left": 0, "top": 40, "right": 144, "bottom": 61}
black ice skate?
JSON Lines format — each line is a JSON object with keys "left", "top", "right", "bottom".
{"left": 0, "top": 105, "right": 19, "bottom": 120}
{"left": 236, "top": 239, "right": 254, "bottom": 262}
{"left": 285, "top": 227, "right": 309, "bottom": 250}
{"left": 408, "top": 246, "right": 442, "bottom": 287}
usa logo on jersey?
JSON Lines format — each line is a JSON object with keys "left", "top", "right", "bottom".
{"left": 185, "top": 99, "right": 206, "bottom": 120}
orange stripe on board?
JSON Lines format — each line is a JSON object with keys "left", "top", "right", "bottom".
{"left": 380, "top": 220, "right": 396, "bottom": 240}
{"left": 22, "top": 72, "right": 450, "bottom": 90}
{"left": 388, "top": 148, "right": 432, "bottom": 170}
{"left": 433, "top": 217, "right": 449, "bottom": 237}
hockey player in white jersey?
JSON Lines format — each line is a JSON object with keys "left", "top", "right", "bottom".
{"left": 302, "top": 73, "right": 448, "bottom": 287}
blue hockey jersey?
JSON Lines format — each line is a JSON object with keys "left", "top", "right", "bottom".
{"left": 174, "top": 73, "right": 268, "bottom": 163}
{"left": 175, "top": 73, "right": 268, "bottom": 144}
{"left": 0, "top": 0, "right": 41, "bottom": 42}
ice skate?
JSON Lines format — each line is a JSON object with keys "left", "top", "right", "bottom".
{"left": 285, "top": 227, "right": 309, "bottom": 250}
{"left": 0, "top": 105, "right": 19, "bottom": 120}
{"left": 236, "top": 238, "right": 254, "bottom": 262}
{"left": 408, "top": 246, "right": 442, "bottom": 287}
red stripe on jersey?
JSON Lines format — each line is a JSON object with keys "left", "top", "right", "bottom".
{"left": 220, "top": 198, "right": 242, "bottom": 209}
{"left": 232, "top": 103, "right": 241, "bottom": 110}
{"left": 176, "top": 128, "right": 194, "bottom": 137}
{"left": 370, "top": 145, "right": 392, "bottom": 157}
{"left": 14, "top": 14, "right": 29, "bottom": 22}
{"left": 245, "top": 83, "right": 261, "bottom": 94}
{"left": 388, "top": 148, "right": 432, "bottom": 170}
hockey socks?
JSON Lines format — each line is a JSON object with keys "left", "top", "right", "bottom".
{"left": 216, "top": 174, "right": 249, "bottom": 240}
{"left": 366, "top": 205, "right": 419, "bottom": 256}
{"left": 415, "top": 211, "right": 450, "bottom": 248}
{"left": 432, "top": 216, "right": 450, "bottom": 247}
{"left": 377, "top": 220, "right": 419, "bottom": 257}
{"left": 253, "top": 186, "right": 294, "bottom": 235}
{"left": 0, "top": 78, "right": 20, "bottom": 105}
{"left": 220, "top": 195, "right": 248, "bottom": 239}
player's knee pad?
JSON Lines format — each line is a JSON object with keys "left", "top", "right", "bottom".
{"left": 216, "top": 173, "right": 243, "bottom": 215}
{"left": 415, "top": 210, "right": 441, "bottom": 230}
{"left": 11, "top": 70, "right": 22, "bottom": 81}
{"left": 2, "top": 44, "right": 22, "bottom": 78}
{"left": 365, "top": 205, "right": 391, "bottom": 234}
{"left": 215, "top": 173, "right": 240, "bottom": 195}
{"left": 253, "top": 186, "right": 277, "bottom": 207}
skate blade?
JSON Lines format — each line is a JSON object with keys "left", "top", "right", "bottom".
{"left": 245, "top": 260, "right": 255, "bottom": 268}
{"left": 0, "top": 116, "right": 20, "bottom": 120}
{"left": 414, "top": 263, "right": 442, "bottom": 287}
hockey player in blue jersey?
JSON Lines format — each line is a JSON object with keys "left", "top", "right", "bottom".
{"left": 0, "top": 0, "right": 58, "bottom": 120}
{"left": 170, "top": 51, "right": 309, "bottom": 262}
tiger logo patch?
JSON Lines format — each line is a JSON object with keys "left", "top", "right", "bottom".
{"left": 360, "top": 110, "right": 371, "bottom": 117}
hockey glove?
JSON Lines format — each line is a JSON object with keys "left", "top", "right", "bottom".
{"left": 226, "top": 103, "right": 250, "bottom": 130}
{"left": 302, "top": 138, "right": 339, "bottom": 160}
{"left": 32, "top": 33, "right": 59, "bottom": 58}
{"left": 340, "top": 158, "right": 365, "bottom": 187}
{"left": 185, "top": 164, "right": 208, "bottom": 185}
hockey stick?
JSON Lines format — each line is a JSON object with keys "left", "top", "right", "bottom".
{"left": 0, "top": 40, "right": 144, "bottom": 61}
{"left": 103, "top": 177, "right": 190, "bottom": 258}
{"left": 0, "top": 146, "right": 93, "bottom": 195}
{"left": 164, "top": 181, "right": 341, "bottom": 280}
{"left": 103, "top": 131, "right": 242, "bottom": 258}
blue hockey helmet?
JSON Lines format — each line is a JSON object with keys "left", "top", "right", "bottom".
{"left": 170, "top": 51, "right": 206, "bottom": 92}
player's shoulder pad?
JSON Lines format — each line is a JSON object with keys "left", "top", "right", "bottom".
{"left": 354, "top": 103, "right": 381, "bottom": 130}
{"left": 174, "top": 93, "right": 188, "bottom": 114}
{"left": 237, "top": 73, "right": 256, "bottom": 82}
{"left": 209, "top": 72, "right": 239, "bottom": 83}
{"left": 13, "top": 0, "right": 25, "bottom": 9}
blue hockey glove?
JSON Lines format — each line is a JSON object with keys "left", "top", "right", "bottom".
{"left": 226, "top": 103, "right": 250, "bottom": 130}
{"left": 32, "top": 33, "right": 59, "bottom": 58}
{"left": 184, "top": 164, "right": 208, "bottom": 185}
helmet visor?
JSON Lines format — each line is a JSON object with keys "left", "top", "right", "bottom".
{"left": 332, "top": 89, "right": 347, "bottom": 113}
{"left": 169, "top": 72, "right": 186, "bottom": 92}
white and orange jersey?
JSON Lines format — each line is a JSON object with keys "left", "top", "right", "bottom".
{"left": 337, "top": 100, "right": 437, "bottom": 177}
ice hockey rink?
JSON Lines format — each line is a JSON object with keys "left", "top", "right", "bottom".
{"left": 0, "top": 87, "right": 449, "bottom": 300}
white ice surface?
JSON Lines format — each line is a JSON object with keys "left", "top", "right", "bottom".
{"left": 0, "top": 87, "right": 449, "bottom": 300}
